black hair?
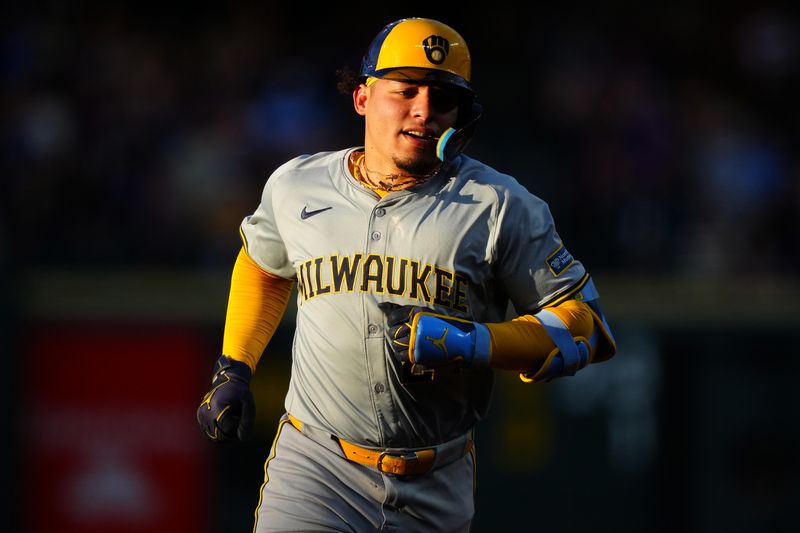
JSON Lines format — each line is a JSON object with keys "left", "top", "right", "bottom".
{"left": 336, "top": 64, "right": 359, "bottom": 96}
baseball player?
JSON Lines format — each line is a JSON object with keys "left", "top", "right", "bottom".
{"left": 197, "top": 17, "right": 616, "bottom": 532}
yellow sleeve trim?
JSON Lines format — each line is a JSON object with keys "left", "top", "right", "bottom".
{"left": 222, "top": 248, "right": 294, "bottom": 373}
{"left": 539, "top": 273, "right": 590, "bottom": 309}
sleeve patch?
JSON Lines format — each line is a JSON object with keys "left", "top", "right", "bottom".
{"left": 546, "top": 245, "right": 574, "bottom": 276}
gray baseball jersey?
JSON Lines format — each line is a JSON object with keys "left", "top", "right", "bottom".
{"left": 241, "top": 147, "right": 585, "bottom": 449}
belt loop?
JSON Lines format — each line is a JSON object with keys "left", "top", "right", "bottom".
{"left": 288, "top": 414, "right": 303, "bottom": 432}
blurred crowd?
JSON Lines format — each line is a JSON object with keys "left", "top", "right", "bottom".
{"left": 2, "top": 3, "right": 798, "bottom": 276}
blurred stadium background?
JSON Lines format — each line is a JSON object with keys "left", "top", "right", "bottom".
{"left": 2, "top": 2, "right": 799, "bottom": 532}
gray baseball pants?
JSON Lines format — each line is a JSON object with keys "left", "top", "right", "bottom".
{"left": 253, "top": 413, "right": 476, "bottom": 532}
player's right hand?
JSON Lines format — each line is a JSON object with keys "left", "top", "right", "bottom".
{"left": 196, "top": 355, "right": 255, "bottom": 442}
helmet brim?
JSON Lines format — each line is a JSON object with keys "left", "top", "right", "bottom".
{"left": 368, "top": 67, "right": 474, "bottom": 93}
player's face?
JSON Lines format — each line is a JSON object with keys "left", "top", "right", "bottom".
{"left": 354, "top": 79, "right": 460, "bottom": 176}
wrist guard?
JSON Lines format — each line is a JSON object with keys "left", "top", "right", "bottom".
{"left": 411, "top": 313, "right": 491, "bottom": 367}
{"left": 380, "top": 302, "right": 490, "bottom": 368}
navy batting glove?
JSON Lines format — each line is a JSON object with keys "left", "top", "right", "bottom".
{"left": 379, "top": 302, "right": 429, "bottom": 364}
{"left": 196, "top": 355, "right": 255, "bottom": 443}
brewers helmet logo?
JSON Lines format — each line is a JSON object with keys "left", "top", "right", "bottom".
{"left": 422, "top": 35, "right": 449, "bottom": 65}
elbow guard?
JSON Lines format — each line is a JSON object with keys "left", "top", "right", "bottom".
{"left": 523, "top": 309, "right": 592, "bottom": 382}
{"left": 521, "top": 276, "right": 617, "bottom": 383}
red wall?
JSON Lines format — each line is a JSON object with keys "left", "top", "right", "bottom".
{"left": 21, "top": 324, "right": 210, "bottom": 533}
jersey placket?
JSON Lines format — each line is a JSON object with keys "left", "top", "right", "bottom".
{"left": 362, "top": 198, "right": 398, "bottom": 446}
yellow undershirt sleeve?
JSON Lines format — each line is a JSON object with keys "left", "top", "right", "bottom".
{"left": 484, "top": 299, "right": 594, "bottom": 373}
{"left": 221, "top": 247, "right": 294, "bottom": 373}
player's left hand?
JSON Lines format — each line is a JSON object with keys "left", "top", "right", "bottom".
{"left": 196, "top": 355, "right": 255, "bottom": 442}
{"left": 379, "top": 303, "right": 491, "bottom": 368}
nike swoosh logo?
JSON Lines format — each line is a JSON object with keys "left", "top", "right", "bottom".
{"left": 300, "top": 206, "right": 333, "bottom": 220}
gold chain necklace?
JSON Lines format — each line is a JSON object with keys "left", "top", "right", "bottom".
{"left": 349, "top": 151, "right": 440, "bottom": 192}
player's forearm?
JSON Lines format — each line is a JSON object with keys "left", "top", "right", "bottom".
{"left": 222, "top": 248, "right": 294, "bottom": 372}
{"left": 485, "top": 299, "right": 593, "bottom": 372}
{"left": 401, "top": 299, "right": 603, "bottom": 381}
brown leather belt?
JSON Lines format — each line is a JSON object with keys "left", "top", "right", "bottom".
{"left": 288, "top": 414, "right": 472, "bottom": 476}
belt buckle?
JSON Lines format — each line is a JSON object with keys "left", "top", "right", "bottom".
{"left": 377, "top": 451, "right": 419, "bottom": 476}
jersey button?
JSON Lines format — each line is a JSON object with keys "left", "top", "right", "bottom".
{"left": 371, "top": 231, "right": 381, "bottom": 241}
{"left": 368, "top": 324, "right": 379, "bottom": 334}
{"left": 374, "top": 383, "right": 385, "bottom": 393}
{"left": 375, "top": 208, "right": 386, "bottom": 217}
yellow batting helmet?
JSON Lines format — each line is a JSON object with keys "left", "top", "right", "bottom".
{"left": 359, "top": 17, "right": 474, "bottom": 93}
